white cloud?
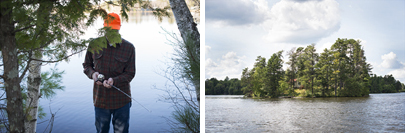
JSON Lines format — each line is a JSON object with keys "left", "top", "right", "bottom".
{"left": 263, "top": 0, "right": 340, "bottom": 44}
{"left": 205, "top": 52, "right": 247, "bottom": 80}
{"left": 205, "top": 45, "right": 211, "bottom": 54}
{"left": 318, "top": 41, "right": 334, "bottom": 52}
{"left": 372, "top": 52, "right": 405, "bottom": 82}
{"left": 205, "top": 58, "right": 217, "bottom": 68}
{"left": 206, "top": 0, "right": 269, "bottom": 26}
{"left": 380, "top": 52, "right": 402, "bottom": 69}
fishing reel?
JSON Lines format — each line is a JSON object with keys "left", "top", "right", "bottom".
{"left": 97, "top": 74, "right": 105, "bottom": 83}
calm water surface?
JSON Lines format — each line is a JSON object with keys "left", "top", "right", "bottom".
{"left": 206, "top": 93, "right": 405, "bottom": 132}
{"left": 34, "top": 12, "right": 186, "bottom": 133}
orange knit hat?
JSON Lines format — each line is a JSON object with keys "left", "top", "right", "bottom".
{"left": 104, "top": 13, "right": 121, "bottom": 30}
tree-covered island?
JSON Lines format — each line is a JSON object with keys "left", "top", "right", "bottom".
{"left": 205, "top": 38, "right": 405, "bottom": 98}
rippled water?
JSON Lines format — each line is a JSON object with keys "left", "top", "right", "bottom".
{"left": 206, "top": 93, "right": 405, "bottom": 132}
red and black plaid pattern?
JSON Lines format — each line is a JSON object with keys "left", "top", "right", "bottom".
{"left": 83, "top": 38, "right": 136, "bottom": 109}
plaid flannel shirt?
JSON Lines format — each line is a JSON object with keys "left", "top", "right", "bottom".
{"left": 83, "top": 38, "right": 136, "bottom": 109}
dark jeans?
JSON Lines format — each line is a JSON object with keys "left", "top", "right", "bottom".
{"left": 95, "top": 102, "right": 131, "bottom": 133}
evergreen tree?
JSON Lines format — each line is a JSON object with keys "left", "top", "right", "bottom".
{"left": 286, "top": 47, "right": 299, "bottom": 90}
{"left": 331, "top": 38, "right": 349, "bottom": 96}
{"left": 229, "top": 79, "right": 243, "bottom": 95}
{"left": 265, "top": 51, "right": 284, "bottom": 98}
{"left": 253, "top": 56, "right": 267, "bottom": 97}
{"left": 316, "top": 48, "right": 333, "bottom": 96}
{"left": 302, "top": 44, "right": 318, "bottom": 96}
{"left": 241, "top": 67, "right": 254, "bottom": 97}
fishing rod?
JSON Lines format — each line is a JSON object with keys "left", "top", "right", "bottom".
{"left": 97, "top": 74, "right": 152, "bottom": 113}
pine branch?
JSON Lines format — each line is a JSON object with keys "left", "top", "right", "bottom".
{"left": 13, "top": 24, "right": 35, "bottom": 33}
{"left": 17, "top": 0, "right": 38, "bottom": 5}
{"left": 19, "top": 51, "right": 33, "bottom": 82}
{"left": 30, "top": 49, "right": 85, "bottom": 63}
{"left": 106, "top": 1, "right": 120, "bottom": 6}
{"left": 18, "top": 38, "right": 57, "bottom": 54}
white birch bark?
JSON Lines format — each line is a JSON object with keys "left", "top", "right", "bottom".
{"left": 25, "top": 51, "right": 42, "bottom": 133}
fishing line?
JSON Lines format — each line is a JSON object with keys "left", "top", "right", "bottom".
{"left": 97, "top": 74, "right": 152, "bottom": 113}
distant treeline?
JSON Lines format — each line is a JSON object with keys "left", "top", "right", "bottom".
{"left": 205, "top": 77, "right": 243, "bottom": 95}
{"left": 370, "top": 74, "right": 403, "bottom": 93}
{"left": 205, "top": 38, "right": 405, "bottom": 97}
{"left": 206, "top": 74, "right": 404, "bottom": 95}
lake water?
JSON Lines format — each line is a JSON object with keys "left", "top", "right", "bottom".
{"left": 206, "top": 93, "right": 405, "bottom": 132}
{"left": 33, "top": 12, "right": 196, "bottom": 133}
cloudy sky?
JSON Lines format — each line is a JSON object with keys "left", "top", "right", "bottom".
{"left": 205, "top": 0, "right": 405, "bottom": 83}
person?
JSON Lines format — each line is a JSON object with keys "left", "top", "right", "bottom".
{"left": 82, "top": 12, "right": 136, "bottom": 133}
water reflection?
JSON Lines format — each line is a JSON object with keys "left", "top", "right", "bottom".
{"left": 206, "top": 93, "right": 405, "bottom": 132}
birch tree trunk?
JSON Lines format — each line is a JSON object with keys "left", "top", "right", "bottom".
{"left": 25, "top": 51, "right": 42, "bottom": 133}
{"left": 168, "top": 0, "right": 200, "bottom": 103}
{"left": 1, "top": 4, "right": 25, "bottom": 132}
{"left": 24, "top": 2, "right": 52, "bottom": 131}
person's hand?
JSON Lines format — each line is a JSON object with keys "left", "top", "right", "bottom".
{"left": 103, "top": 78, "right": 114, "bottom": 88}
{"left": 92, "top": 72, "right": 103, "bottom": 86}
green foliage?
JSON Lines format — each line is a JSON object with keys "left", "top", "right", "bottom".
{"left": 169, "top": 105, "right": 199, "bottom": 133}
{"left": 88, "top": 37, "right": 108, "bottom": 54}
{"left": 233, "top": 38, "right": 388, "bottom": 98}
{"left": 86, "top": 8, "right": 108, "bottom": 27}
{"left": 88, "top": 28, "right": 122, "bottom": 54}
{"left": 37, "top": 106, "right": 46, "bottom": 119}
{"left": 265, "top": 51, "right": 284, "bottom": 98}
{"left": 159, "top": 27, "right": 200, "bottom": 132}
{"left": 212, "top": 38, "right": 403, "bottom": 98}
{"left": 286, "top": 47, "right": 300, "bottom": 90}
{"left": 241, "top": 67, "right": 254, "bottom": 96}
{"left": 140, "top": 1, "right": 171, "bottom": 21}
{"left": 234, "top": 51, "right": 285, "bottom": 98}
{"left": 205, "top": 77, "right": 243, "bottom": 95}
{"left": 369, "top": 74, "right": 403, "bottom": 93}
{"left": 341, "top": 77, "right": 361, "bottom": 96}
{"left": 40, "top": 65, "right": 65, "bottom": 99}
{"left": 296, "top": 44, "right": 318, "bottom": 95}
{"left": 319, "top": 38, "right": 372, "bottom": 96}
{"left": 152, "top": 6, "right": 172, "bottom": 21}
{"left": 286, "top": 88, "right": 299, "bottom": 97}
{"left": 101, "top": 26, "right": 121, "bottom": 44}
{"left": 252, "top": 56, "right": 266, "bottom": 97}
{"left": 163, "top": 28, "right": 200, "bottom": 93}
{"left": 316, "top": 48, "right": 333, "bottom": 96}
{"left": 279, "top": 80, "right": 289, "bottom": 96}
